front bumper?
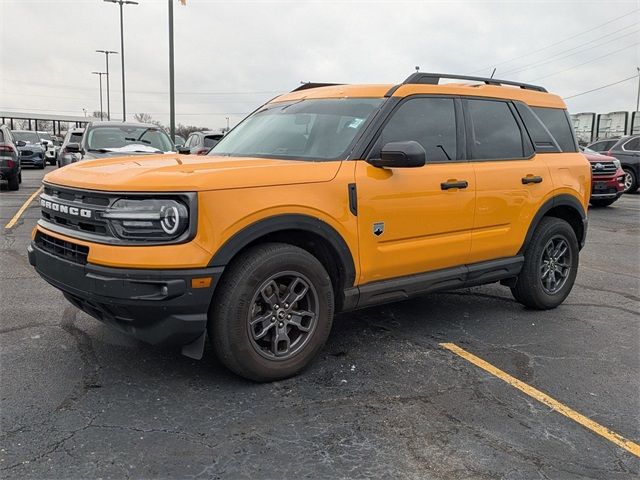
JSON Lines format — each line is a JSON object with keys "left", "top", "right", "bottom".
{"left": 28, "top": 241, "right": 222, "bottom": 347}
{"left": 591, "top": 173, "right": 625, "bottom": 200}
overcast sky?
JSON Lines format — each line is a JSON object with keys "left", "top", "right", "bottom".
{"left": 1, "top": 0, "right": 639, "bottom": 130}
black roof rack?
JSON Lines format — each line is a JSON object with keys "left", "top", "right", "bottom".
{"left": 402, "top": 72, "right": 547, "bottom": 93}
{"left": 291, "top": 83, "right": 343, "bottom": 92}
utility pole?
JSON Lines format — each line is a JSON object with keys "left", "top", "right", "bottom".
{"left": 636, "top": 66, "right": 639, "bottom": 114}
{"left": 168, "top": 0, "right": 176, "bottom": 141}
{"left": 96, "top": 50, "right": 118, "bottom": 120}
{"left": 92, "top": 72, "right": 106, "bottom": 120}
{"left": 104, "top": 0, "right": 138, "bottom": 121}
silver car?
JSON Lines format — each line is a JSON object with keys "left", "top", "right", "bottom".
{"left": 57, "top": 128, "right": 85, "bottom": 167}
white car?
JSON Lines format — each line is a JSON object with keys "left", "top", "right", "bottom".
{"left": 37, "top": 131, "right": 57, "bottom": 165}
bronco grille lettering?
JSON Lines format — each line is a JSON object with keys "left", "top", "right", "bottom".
{"left": 41, "top": 198, "right": 92, "bottom": 218}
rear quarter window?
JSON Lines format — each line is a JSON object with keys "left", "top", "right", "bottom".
{"left": 532, "top": 107, "right": 577, "bottom": 152}
{"left": 466, "top": 99, "right": 526, "bottom": 160}
{"left": 623, "top": 137, "right": 640, "bottom": 151}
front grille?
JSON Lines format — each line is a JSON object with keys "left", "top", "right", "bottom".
{"left": 41, "top": 185, "right": 111, "bottom": 237}
{"left": 21, "top": 150, "right": 33, "bottom": 157}
{"left": 36, "top": 232, "right": 89, "bottom": 265}
{"left": 591, "top": 161, "right": 617, "bottom": 176}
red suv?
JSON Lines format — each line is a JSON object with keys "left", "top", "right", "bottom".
{"left": 582, "top": 147, "right": 625, "bottom": 207}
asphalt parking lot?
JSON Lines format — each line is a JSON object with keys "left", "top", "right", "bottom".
{"left": 1, "top": 167, "right": 639, "bottom": 479}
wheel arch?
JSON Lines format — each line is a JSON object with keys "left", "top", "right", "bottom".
{"left": 208, "top": 214, "right": 356, "bottom": 310}
{"left": 520, "top": 194, "right": 587, "bottom": 253}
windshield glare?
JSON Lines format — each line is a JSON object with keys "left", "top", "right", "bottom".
{"left": 209, "top": 98, "right": 383, "bottom": 160}
{"left": 39, "top": 133, "right": 53, "bottom": 141}
{"left": 12, "top": 131, "right": 40, "bottom": 144}
{"left": 86, "top": 126, "right": 173, "bottom": 152}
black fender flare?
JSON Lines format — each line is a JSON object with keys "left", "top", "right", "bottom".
{"left": 519, "top": 194, "right": 588, "bottom": 253}
{"left": 208, "top": 214, "right": 356, "bottom": 287}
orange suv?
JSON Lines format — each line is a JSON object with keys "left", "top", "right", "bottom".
{"left": 29, "top": 73, "right": 590, "bottom": 381}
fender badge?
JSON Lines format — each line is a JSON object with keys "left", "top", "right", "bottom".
{"left": 373, "top": 222, "right": 384, "bottom": 237}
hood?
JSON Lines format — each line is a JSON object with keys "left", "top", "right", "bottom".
{"left": 583, "top": 152, "right": 616, "bottom": 162}
{"left": 44, "top": 154, "right": 342, "bottom": 192}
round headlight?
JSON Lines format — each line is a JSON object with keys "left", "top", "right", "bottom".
{"left": 160, "top": 205, "right": 180, "bottom": 234}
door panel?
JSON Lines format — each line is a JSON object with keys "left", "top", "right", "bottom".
{"left": 356, "top": 161, "right": 475, "bottom": 284}
{"left": 470, "top": 157, "right": 550, "bottom": 263}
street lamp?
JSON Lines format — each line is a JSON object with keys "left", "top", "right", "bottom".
{"left": 103, "top": 0, "right": 138, "bottom": 121}
{"left": 92, "top": 72, "right": 107, "bottom": 120}
{"left": 96, "top": 49, "right": 118, "bottom": 120}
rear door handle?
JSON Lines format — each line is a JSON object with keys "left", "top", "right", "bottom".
{"left": 522, "top": 175, "right": 543, "bottom": 185}
{"left": 441, "top": 180, "right": 469, "bottom": 190}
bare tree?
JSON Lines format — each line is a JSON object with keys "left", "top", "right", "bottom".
{"left": 176, "top": 123, "right": 208, "bottom": 139}
{"left": 133, "top": 113, "right": 165, "bottom": 129}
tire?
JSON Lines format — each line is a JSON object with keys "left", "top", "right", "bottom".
{"left": 18, "top": 171, "right": 22, "bottom": 184}
{"left": 7, "top": 173, "right": 19, "bottom": 191}
{"left": 589, "top": 198, "right": 616, "bottom": 207}
{"left": 623, "top": 167, "right": 638, "bottom": 193}
{"left": 511, "top": 217, "right": 578, "bottom": 310}
{"left": 210, "top": 242, "right": 334, "bottom": 382}
{"left": 38, "top": 162, "right": 45, "bottom": 170}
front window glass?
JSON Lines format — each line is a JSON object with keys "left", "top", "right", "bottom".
{"left": 209, "top": 98, "right": 383, "bottom": 161}
{"left": 86, "top": 126, "right": 173, "bottom": 152}
{"left": 204, "top": 135, "right": 222, "bottom": 148}
{"left": 12, "top": 131, "right": 40, "bottom": 144}
{"left": 377, "top": 97, "right": 457, "bottom": 161}
{"left": 69, "top": 133, "right": 83, "bottom": 143}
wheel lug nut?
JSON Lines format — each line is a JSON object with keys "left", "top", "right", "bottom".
{"left": 279, "top": 322, "right": 284, "bottom": 327}
{"left": 284, "top": 303, "right": 289, "bottom": 308}
{"left": 271, "top": 317, "right": 276, "bottom": 322}
{"left": 287, "top": 314, "right": 291, "bottom": 319}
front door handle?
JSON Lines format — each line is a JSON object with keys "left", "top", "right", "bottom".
{"left": 441, "top": 180, "right": 469, "bottom": 190}
{"left": 522, "top": 175, "right": 543, "bottom": 185}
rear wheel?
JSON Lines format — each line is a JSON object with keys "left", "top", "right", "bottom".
{"left": 210, "top": 243, "right": 334, "bottom": 382}
{"left": 511, "top": 217, "right": 578, "bottom": 310}
{"left": 590, "top": 198, "right": 616, "bottom": 207}
{"left": 7, "top": 173, "right": 19, "bottom": 191}
{"left": 623, "top": 167, "right": 638, "bottom": 193}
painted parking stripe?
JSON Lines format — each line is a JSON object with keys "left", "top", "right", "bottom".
{"left": 440, "top": 342, "right": 640, "bottom": 458}
{"left": 4, "top": 186, "right": 42, "bottom": 229}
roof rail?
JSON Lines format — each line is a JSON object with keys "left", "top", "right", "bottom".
{"left": 291, "top": 82, "right": 343, "bottom": 92}
{"left": 402, "top": 72, "right": 547, "bottom": 93}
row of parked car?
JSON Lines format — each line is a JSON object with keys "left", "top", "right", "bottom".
{"left": 0, "top": 121, "right": 227, "bottom": 191}
{"left": 582, "top": 134, "right": 640, "bottom": 207}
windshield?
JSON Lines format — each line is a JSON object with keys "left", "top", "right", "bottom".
{"left": 209, "top": 98, "right": 383, "bottom": 161}
{"left": 86, "top": 126, "right": 174, "bottom": 152}
{"left": 583, "top": 147, "right": 598, "bottom": 154}
{"left": 69, "top": 132, "right": 83, "bottom": 143}
{"left": 12, "top": 131, "right": 40, "bottom": 144}
{"left": 39, "top": 133, "right": 53, "bottom": 141}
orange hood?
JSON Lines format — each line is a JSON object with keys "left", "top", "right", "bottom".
{"left": 44, "top": 154, "right": 342, "bottom": 192}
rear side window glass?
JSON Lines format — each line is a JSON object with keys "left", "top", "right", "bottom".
{"left": 378, "top": 97, "right": 457, "bottom": 162}
{"left": 466, "top": 99, "right": 524, "bottom": 160}
{"left": 532, "top": 107, "right": 577, "bottom": 152}
{"left": 70, "top": 133, "right": 83, "bottom": 143}
{"left": 624, "top": 137, "right": 640, "bottom": 151}
{"left": 588, "top": 140, "right": 617, "bottom": 152}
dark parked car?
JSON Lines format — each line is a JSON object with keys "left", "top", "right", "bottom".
{"left": 57, "top": 128, "right": 85, "bottom": 167}
{"left": 11, "top": 130, "right": 46, "bottom": 169}
{"left": 581, "top": 147, "right": 625, "bottom": 207}
{"left": 66, "top": 122, "right": 175, "bottom": 160}
{"left": 0, "top": 124, "right": 23, "bottom": 191}
{"left": 587, "top": 135, "right": 640, "bottom": 193}
{"left": 179, "top": 131, "right": 224, "bottom": 155}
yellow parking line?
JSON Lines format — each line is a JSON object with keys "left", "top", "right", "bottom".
{"left": 4, "top": 186, "right": 42, "bottom": 229}
{"left": 440, "top": 342, "right": 640, "bottom": 458}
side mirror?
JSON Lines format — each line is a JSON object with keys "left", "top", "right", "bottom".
{"left": 368, "top": 141, "right": 426, "bottom": 168}
{"left": 15, "top": 140, "right": 26, "bottom": 147}
{"left": 66, "top": 142, "right": 81, "bottom": 153}
{"left": 177, "top": 146, "right": 191, "bottom": 154}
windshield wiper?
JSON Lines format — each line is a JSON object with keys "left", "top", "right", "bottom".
{"left": 88, "top": 148, "right": 114, "bottom": 153}
{"left": 125, "top": 137, "right": 151, "bottom": 144}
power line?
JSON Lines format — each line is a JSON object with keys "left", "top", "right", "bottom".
{"left": 532, "top": 43, "right": 639, "bottom": 81}
{"left": 467, "top": 8, "right": 639, "bottom": 75}
{"left": 563, "top": 74, "right": 638, "bottom": 100}
{"left": 501, "top": 28, "right": 639, "bottom": 77}
{"left": 0, "top": 107, "right": 250, "bottom": 116}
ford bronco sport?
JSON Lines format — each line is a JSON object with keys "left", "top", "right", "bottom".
{"left": 29, "top": 73, "right": 590, "bottom": 381}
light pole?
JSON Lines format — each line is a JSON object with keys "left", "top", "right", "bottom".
{"left": 96, "top": 50, "right": 118, "bottom": 120}
{"left": 168, "top": 0, "right": 176, "bottom": 141}
{"left": 636, "top": 66, "right": 639, "bottom": 114}
{"left": 103, "top": 0, "right": 138, "bottom": 121}
{"left": 92, "top": 72, "right": 106, "bottom": 120}
{"left": 225, "top": 116, "right": 229, "bottom": 132}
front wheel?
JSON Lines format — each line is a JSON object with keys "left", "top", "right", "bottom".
{"left": 511, "top": 217, "right": 579, "bottom": 310}
{"left": 210, "top": 243, "right": 334, "bottom": 382}
{"left": 7, "top": 174, "right": 19, "bottom": 191}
